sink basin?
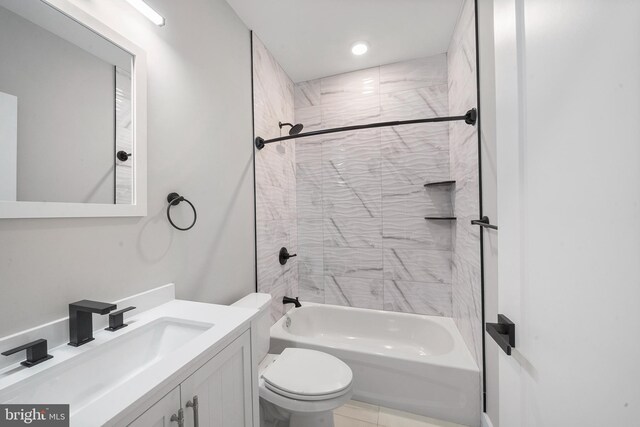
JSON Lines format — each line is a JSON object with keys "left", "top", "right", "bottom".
{"left": 0, "top": 317, "right": 212, "bottom": 414}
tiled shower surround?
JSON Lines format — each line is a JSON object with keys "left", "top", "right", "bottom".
{"left": 253, "top": 34, "right": 299, "bottom": 323}
{"left": 254, "top": 0, "right": 481, "bottom": 371}
{"left": 448, "top": 0, "right": 482, "bottom": 371}
{"left": 294, "top": 54, "right": 458, "bottom": 317}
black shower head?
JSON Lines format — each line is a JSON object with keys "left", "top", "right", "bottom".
{"left": 290, "top": 123, "right": 304, "bottom": 135}
{"left": 279, "top": 121, "right": 304, "bottom": 136}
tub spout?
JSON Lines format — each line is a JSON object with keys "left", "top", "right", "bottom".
{"left": 283, "top": 296, "right": 302, "bottom": 308}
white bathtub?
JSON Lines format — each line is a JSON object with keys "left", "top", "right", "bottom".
{"left": 270, "top": 303, "right": 480, "bottom": 427}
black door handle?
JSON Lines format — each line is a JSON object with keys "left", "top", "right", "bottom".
{"left": 486, "top": 314, "right": 515, "bottom": 355}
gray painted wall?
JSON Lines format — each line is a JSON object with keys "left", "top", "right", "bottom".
{"left": 0, "top": 6, "right": 115, "bottom": 204}
{"left": 0, "top": 0, "right": 255, "bottom": 337}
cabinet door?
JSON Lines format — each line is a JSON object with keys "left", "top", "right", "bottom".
{"left": 128, "top": 386, "right": 181, "bottom": 427}
{"left": 181, "top": 331, "right": 253, "bottom": 427}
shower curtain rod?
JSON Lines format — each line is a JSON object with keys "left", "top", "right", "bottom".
{"left": 255, "top": 108, "right": 477, "bottom": 149}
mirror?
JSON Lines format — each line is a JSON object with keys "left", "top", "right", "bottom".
{"left": 0, "top": 0, "right": 147, "bottom": 218}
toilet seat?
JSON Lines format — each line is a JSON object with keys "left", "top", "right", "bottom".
{"left": 260, "top": 348, "right": 353, "bottom": 402}
{"left": 265, "top": 384, "right": 351, "bottom": 401}
{"left": 257, "top": 348, "right": 353, "bottom": 426}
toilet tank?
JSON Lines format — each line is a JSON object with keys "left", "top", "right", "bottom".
{"left": 232, "top": 293, "right": 272, "bottom": 361}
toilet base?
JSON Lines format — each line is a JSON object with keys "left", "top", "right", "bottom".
{"left": 290, "top": 411, "right": 334, "bottom": 427}
{"left": 260, "top": 398, "right": 289, "bottom": 427}
{"left": 260, "top": 398, "right": 335, "bottom": 427}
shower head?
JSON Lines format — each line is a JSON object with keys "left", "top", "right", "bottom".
{"left": 279, "top": 121, "right": 304, "bottom": 136}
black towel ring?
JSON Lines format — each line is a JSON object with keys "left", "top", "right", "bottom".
{"left": 166, "top": 192, "right": 197, "bottom": 231}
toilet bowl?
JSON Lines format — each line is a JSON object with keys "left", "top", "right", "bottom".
{"left": 259, "top": 349, "right": 353, "bottom": 427}
{"left": 233, "top": 294, "right": 353, "bottom": 427}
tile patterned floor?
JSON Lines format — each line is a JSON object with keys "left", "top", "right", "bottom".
{"left": 334, "top": 400, "right": 470, "bottom": 427}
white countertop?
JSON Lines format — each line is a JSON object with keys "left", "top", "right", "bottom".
{"left": 0, "top": 298, "right": 258, "bottom": 426}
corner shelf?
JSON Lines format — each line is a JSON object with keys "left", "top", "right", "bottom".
{"left": 425, "top": 217, "right": 457, "bottom": 221}
{"left": 424, "top": 180, "right": 456, "bottom": 188}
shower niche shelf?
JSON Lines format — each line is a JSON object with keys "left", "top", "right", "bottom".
{"left": 424, "top": 180, "right": 456, "bottom": 221}
{"left": 424, "top": 180, "right": 456, "bottom": 187}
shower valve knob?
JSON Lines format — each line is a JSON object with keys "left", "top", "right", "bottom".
{"left": 279, "top": 247, "right": 297, "bottom": 265}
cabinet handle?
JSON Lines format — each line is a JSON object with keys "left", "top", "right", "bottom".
{"left": 186, "top": 395, "right": 199, "bottom": 427}
{"left": 170, "top": 408, "right": 184, "bottom": 427}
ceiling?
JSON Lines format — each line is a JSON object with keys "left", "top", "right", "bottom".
{"left": 225, "top": 0, "right": 465, "bottom": 82}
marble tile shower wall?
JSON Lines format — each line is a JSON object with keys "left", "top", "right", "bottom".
{"left": 448, "top": 0, "right": 483, "bottom": 370}
{"left": 252, "top": 34, "right": 298, "bottom": 323}
{"left": 294, "top": 54, "right": 457, "bottom": 316}
{"left": 115, "top": 67, "right": 132, "bottom": 204}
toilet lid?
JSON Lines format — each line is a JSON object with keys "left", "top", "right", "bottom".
{"left": 262, "top": 348, "right": 353, "bottom": 398}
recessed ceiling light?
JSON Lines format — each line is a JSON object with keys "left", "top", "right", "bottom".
{"left": 351, "top": 42, "right": 369, "bottom": 56}
{"left": 126, "top": 0, "right": 166, "bottom": 26}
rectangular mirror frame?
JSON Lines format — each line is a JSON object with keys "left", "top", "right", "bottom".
{"left": 0, "top": 0, "right": 147, "bottom": 219}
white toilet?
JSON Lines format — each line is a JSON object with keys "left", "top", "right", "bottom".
{"left": 233, "top": 293, "right": 353, "bottom": 427}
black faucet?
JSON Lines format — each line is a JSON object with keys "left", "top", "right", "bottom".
{"left": 282, "top": 296, "right": 301, "bottom": 308}
{"left": 68, "top": 300, "right": 117, "bottom": 347}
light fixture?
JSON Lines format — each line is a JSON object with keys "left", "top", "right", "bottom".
{"left": 126, "top": 0, "right": 165, "bottom": 26}
{"left": 351, "top": 42, "right": 369, "bottom": 56}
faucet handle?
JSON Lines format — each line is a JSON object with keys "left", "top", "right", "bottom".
{"left": 105, "top": 306, "right": 136, "bottom": 332}
{"left": 1, "top": 339, "right": 53, "bottom": 368}
{"left": 279, "top": 247, "right": 297, "bottom": 265}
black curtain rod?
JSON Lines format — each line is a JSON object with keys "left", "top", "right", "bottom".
{"left": 255, "top": 108, "right": 477, "bottom": 149}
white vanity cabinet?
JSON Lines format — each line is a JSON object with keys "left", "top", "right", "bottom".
{"left": 127, "top": 387, "right": 182, "bottom": 427}
{"left": 181, "top": 330, "right": 253, "bottom": 426}
{"left": 128, "top": 330, "right": 254, "bottom": 427}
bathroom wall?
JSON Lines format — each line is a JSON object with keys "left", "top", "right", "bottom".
{"left": 448, "top": 0, "right": 483, "bottom": 371}
{"left": 294, "top": 55, "right": 455, "bottom": 316}
{"left": 0, "top": 0, "right": 255, "bottom": 337}
{"left": 252, "top": 34, "right": 298, "bottom": 323}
